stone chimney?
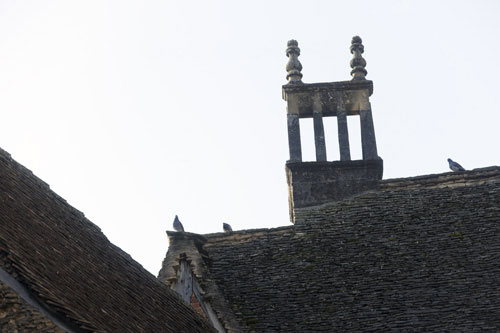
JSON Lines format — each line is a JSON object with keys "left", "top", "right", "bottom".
{"left": 283, "top": 37, "right": 383, "bottom": 223}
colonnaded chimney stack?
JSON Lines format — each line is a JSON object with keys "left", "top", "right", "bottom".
{"left": 283, "top": 37, "right": 383, "bottom": 223}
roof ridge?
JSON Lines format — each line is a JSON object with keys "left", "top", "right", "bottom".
{"left": 292, "top": 167, "right": 500, "bottom": 225}
{"left": 382, "top": 166, "right": 500, "bottom": 184}
{"left": 381, "top": 166, "right": 500, "bottom": 190}
{"left": 204, "top": 226, "right": 294, "bottom": 244}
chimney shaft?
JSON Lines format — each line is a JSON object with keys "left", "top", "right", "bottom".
{"left": 282, "top": 38, "right": 383, "bottom": 223}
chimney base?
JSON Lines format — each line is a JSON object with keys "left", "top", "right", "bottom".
{"left": 286, "top": 159, "right": 383, "bottom": 223}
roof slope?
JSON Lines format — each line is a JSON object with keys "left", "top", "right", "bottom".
{"left": 199, "top": 167, "right": 500, "bottom": 331}
{"left": 0, "top": 148, "right": 215, "bottom": 333}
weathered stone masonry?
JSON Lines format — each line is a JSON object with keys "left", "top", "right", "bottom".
{"left": 283, "top": 37, "right": 383, "bottom": 222}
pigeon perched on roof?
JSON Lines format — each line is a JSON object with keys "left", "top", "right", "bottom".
{"left": 173, "top": 215, "right": 184, "bottom": 232}
{"left": 448, "top": 158, "right": 465, "bottom": 172}
{"left": 223, "top": 222, "right": 232, "bottom": 232}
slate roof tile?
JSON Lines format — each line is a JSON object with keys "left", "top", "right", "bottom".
{"left": 0, "top": 147, "right": 215, "bottom": 333}
{"left": 179, "top": 166, "right": 500, "bottom": 331}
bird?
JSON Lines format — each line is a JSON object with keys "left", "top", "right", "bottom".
{"left": 448, "top": 158, "right": 465, "bottom": 172}
{"left": 173, "top": 215, "right": 184, "bottom": 232}
{"left": 223, "top": 222, "right": 232, "bottom": 232}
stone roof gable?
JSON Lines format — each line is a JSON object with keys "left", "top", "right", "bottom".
{"left": 163, "top": 166, "right": 500, "bottom": 331}
{"left": 0, "top": 148, "right": 215, "bottom": 333}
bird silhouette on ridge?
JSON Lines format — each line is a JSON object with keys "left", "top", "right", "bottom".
{"left": 173, "top": 215, "right": 184, "bottom": 232}
{"left": 223, "top": 222, "right": 232, "bottom": 232}
{"left": 448, "top": 158, "right": 465, "bottom": 172}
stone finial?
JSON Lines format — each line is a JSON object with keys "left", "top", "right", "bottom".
{"left": 350, "top": 36, "right": 367, "bottom": 80}
{"left": 286, "top": 40, "right": 303, "bottom": 84}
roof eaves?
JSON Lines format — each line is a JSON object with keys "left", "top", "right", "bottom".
{"left": 0, "top": 266, "right": 91, "bottom": 333}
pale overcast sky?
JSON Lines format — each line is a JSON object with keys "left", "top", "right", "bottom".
{"left": 1, "top": 1, "right": 499, "bottom": 274}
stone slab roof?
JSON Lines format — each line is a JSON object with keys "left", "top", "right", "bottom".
{"left": 0, "top": 148, "right": 215, "bottom": 332}
{"left": 164, "top": 166, "right": 500, "bottom": 331}
{"left": 0, "top": 281, "right": 63, "bottom": 332}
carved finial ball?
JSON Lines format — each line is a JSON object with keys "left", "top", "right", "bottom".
{"left": 286, "top": 39, "right": 300, "bottom": 57}
{"left": 352, "top": 36, "right": 362, "bottom": 44}
{"left": 350, "top": 36, "right": 364, "bottom": 54}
